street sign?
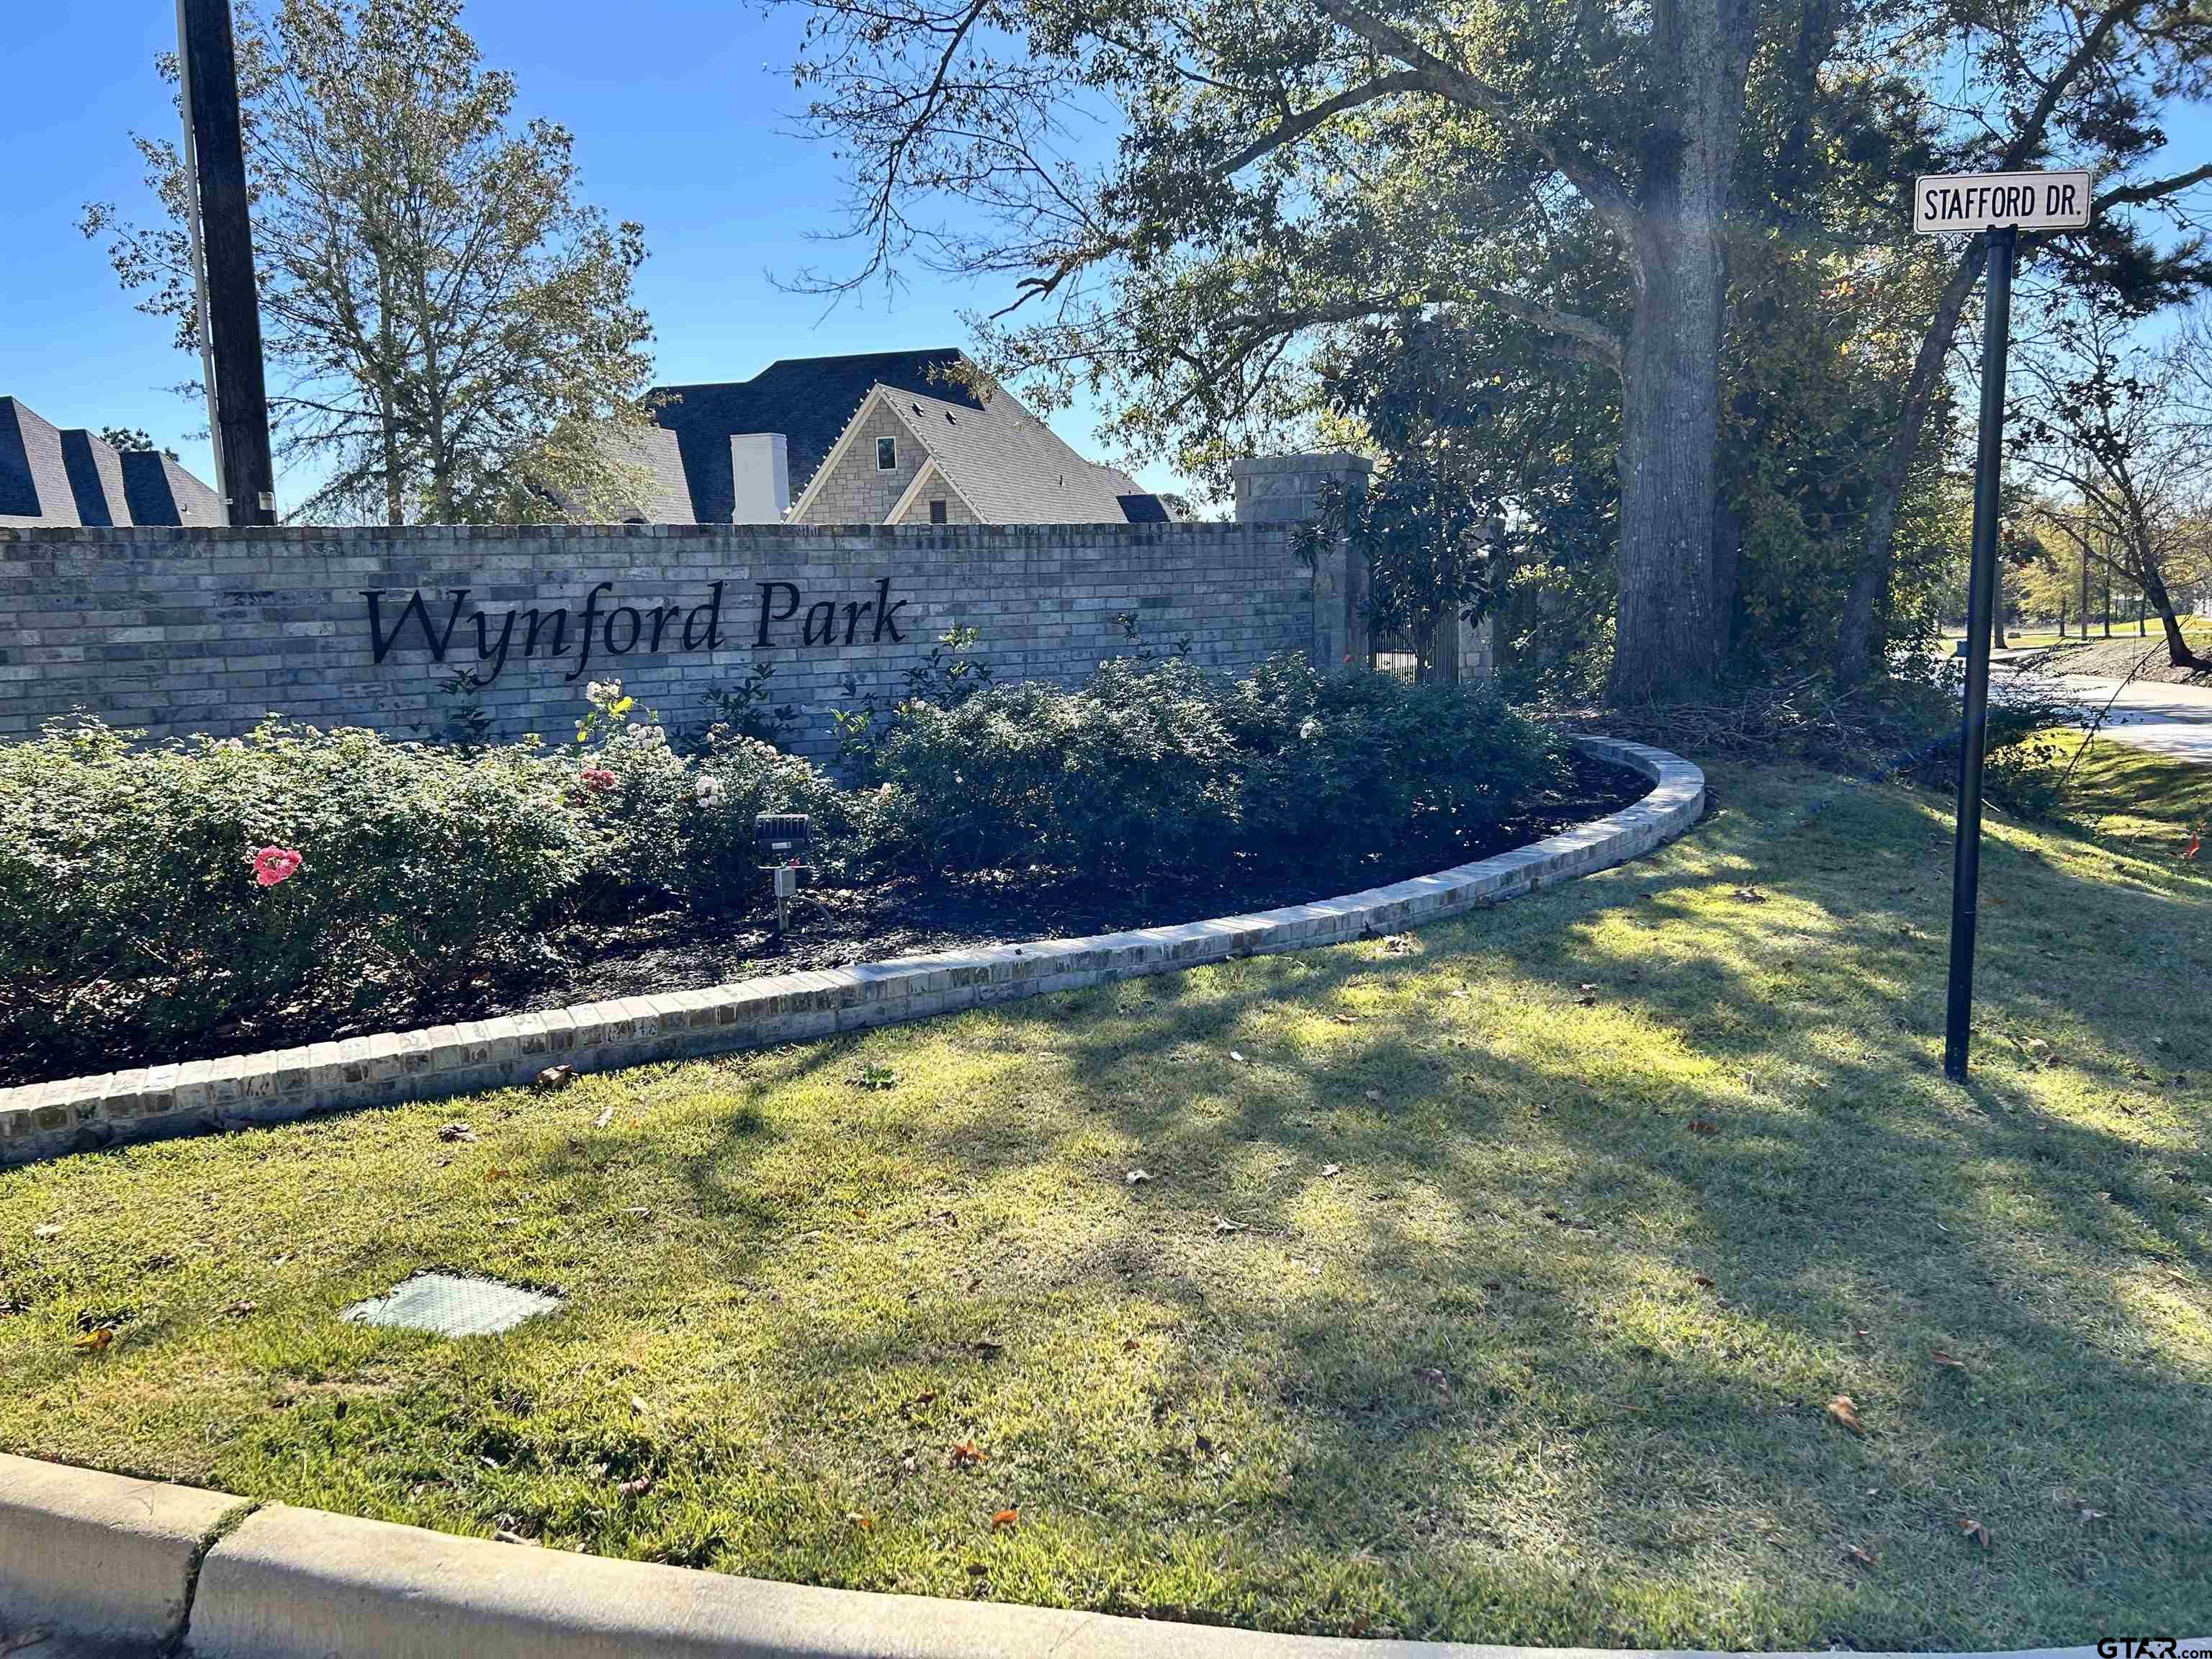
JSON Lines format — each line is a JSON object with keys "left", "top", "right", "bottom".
{"left": 1913, "top": 170, "right": 2093, "bottom": 234}
{"left": 1917, "top": 165, "right": 2094, "bottom": 1081}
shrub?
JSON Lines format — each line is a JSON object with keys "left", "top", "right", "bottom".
{"left": 1221, "top": 655, "right": 1566, "bottom": 863}
{"left": 868, "top": 658, "right": 1242, "bottom": 876}
{"left": 868, "top": 653, "right": 1565, "bottom": 880}
{"left": 0, "top": 718, "right": 597, "bottom": 1071}
{"left": 0, "top": 701, "right": 848, "bottom": 1075}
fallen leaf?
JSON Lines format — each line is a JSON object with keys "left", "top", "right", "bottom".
{"left": 1960, "top": 1517, "right": 1990, "bottom": 1550}
{"left": 1691, "top": 1274, "right": 1715, "bottom": 1288}
{"left": 484, "top": 1167, "right": 509, "bottom": 1182}
{"left": 1930, "top": 1349, "right": 1967, "bottom": 1370}
{"left": 436, "top": 1122, "right": 477, "bottom": 1143}
{"left": 1125, "top": 1169, "right": 1152, "bottom": 1185}
{"left": 1826, "top": 1395, "right": 1865, "bottom": 1435}
{"left": 847, "top": 1511, "right": 874, "bottom": 1530}
{"left": 966, "top": 1562, "right": 989, "bottom": 1577}
{"left": 73, "top": 1327, "right": 112, "bottom": 1353}
{"left": 1122, "top": 1337, "right": 1140, "bottom": 1352}
{"left": 902, "top": 1390, "right": 939, "bottom": 1415}
{"left": 949, "top": 1441, "right": 989, "bottom": 1468}
{"left": 1841, "top": 1543, "right": 1878, "bottom": 1568}
{"left": 991, "top": 1507, "right": 1019, "bottom": 1529}
{"left": 971, "top": 1339, "right": 1004, "bottom": 1359}
{"left": 1688, "top": 1119, "right": 1721, "bottom": 1136}
{"left": 616, "top": 1474, "right": 655, "bottom": 1498}
{"left": 532, "top": 1064, "right": 576, "bottom": 1093}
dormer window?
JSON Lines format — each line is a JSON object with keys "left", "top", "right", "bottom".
{"left": 876, "top": 436, "right": 897, "bottom": 471}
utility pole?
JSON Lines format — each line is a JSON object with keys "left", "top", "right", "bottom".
{"left": 176, "top": 0, "right": 276, "bottom": 526}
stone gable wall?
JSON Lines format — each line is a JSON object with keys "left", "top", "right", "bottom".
{"left": 790, "top": 398, "right": 922, "bottom": 526}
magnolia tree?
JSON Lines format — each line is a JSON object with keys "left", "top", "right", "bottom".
{"left": 82, "top": 0, "right": 658, "bottom": 525}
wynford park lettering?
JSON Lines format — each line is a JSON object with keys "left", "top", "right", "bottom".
{"left": 364, "top": 578, "right": 911, "bottom": 683}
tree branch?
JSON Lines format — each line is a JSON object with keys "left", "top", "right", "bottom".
{"left": 1309, "top": 0, "right": 1640, "bottom": 237}
{"left": 1215, "top": 71, "right": 1429, "bottom": 176}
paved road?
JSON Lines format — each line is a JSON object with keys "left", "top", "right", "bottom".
{"left": 2053, "top": 673, "right": 2212, "bottom": 767}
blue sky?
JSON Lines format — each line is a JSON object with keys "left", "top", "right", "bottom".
{"left": 0, "top": 1, "right": 1173, "bottom": 506}
{"left": 1, "top": 4, "right": 2204, "bottom": 514}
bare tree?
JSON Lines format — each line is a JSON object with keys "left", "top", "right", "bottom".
{"left": 2017, "top": 302, "right": 2211, "bottom": 670}
{"left": 1830, "top": 0, "right": 2212, "bottom": 682}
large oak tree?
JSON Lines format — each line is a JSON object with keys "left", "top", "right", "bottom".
{"left": 785, "top": 0, "right": 1770, "bottom": 701}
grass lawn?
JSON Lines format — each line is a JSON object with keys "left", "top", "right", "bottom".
{"left": 2, "top": 745, "right": 2208, "bottom": 1649}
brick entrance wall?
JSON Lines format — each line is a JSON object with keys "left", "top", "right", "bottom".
{"left": 0, "top": 521, "right": 1321, "bottom": 760}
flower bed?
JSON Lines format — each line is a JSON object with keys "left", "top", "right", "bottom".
{"left": 0, "top": 656, "right": 1570, "bottom": 1084}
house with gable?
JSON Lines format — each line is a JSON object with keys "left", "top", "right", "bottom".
{"left": 639, "top": 349, "right": 1170, "bottom": 527}
{"left": 0, "top": 397, "right": 223, "bottom": 528}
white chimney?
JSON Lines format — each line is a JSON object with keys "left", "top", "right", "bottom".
{"left": 730, "top": 433, "right": 790, "bottom": 523}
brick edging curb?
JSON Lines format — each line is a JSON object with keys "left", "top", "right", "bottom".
{"left": 0, "top": 737, "right": 1703, "bottom": 1169}
{"left": 0, "top": 1454, "right": 2121, "bottom": 1659}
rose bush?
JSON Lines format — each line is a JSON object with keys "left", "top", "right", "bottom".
{"left": 0, "top": 706, "right": 842, "bottom": 1075}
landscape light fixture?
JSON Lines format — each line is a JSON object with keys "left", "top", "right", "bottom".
{"left": 755, "top": 813, "right": 814, "bottom": 933}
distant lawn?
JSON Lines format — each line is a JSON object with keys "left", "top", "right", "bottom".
{"left": 3, "top": 751, "right": 2208, "bottom": 1649}
{"left": 1996, "top": 625, "right": 2212, "bottom": 685}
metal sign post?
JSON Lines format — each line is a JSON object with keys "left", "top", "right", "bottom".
{"left": 1914, "top": 169, "right": 2092, "bottom": 1082}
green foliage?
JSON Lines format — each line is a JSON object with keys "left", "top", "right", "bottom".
{"left": 81, "top": 0, "right": 658, "bottom": 525}
{"left": 1222, "top": 656, "right": 1568, "bottom": 864}
{"left": 705, "top": 662, "right": 797, "bottom": 747}
{"left": 870, "top": 658, "right": 1245, "bottom": 877}
{"left": 832, "top": 626, "right": 997, "bottom": 778}
{"left": 0, "top": 719, "right": 595, "bottom": 1072}
{"left": 0, "top": 704, "right": 845, "bottom": 1073}
{"left": 870, "top": 653, "right": 1565, "bottom": 879}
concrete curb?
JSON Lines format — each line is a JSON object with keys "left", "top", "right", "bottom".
{"left": 0, "top": 737, "right": 1704, "bottom": 1169}
{"left": 0, "top": 1455, "right": 2121, "bottom": 1659}
{"left": 0, "top": 1452, "right": 249, "bottom": 1650}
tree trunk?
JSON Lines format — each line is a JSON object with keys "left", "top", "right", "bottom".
{"left": 1835, "top": 241, "right": 1982, "bottom": 683}
{"left": 1608, "top": 219, "right": 1728, "bottom": 703}
{"left": 2140, "top": 562, "right": 2210, "bottom": 669}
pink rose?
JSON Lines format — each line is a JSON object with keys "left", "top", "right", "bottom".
{"left": 581, "top": 767, "right": 616, "bottom": 792}
{"left": 251, "top": 845, "right": 303, "bottom": 887}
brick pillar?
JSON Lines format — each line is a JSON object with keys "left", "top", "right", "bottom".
{"left": 1231, "top": 452, "right": 1374, "bottom": 673}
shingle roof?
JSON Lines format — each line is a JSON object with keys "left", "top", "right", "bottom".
{"left": 650, "top": 349, "right": 979, "bottom": 525}
{"left": 0, "top": 397, "right": 222, "bottom": 527}
{"left": 869, "top": 383, "right": 1152, "bottom": 525}
{"left": 651, "top": 350, "right": 1165, "bottom": 526}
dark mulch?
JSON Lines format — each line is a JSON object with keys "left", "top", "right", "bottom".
{"left": 5, "top": 752, "right": 1644, "bottom": 1084}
